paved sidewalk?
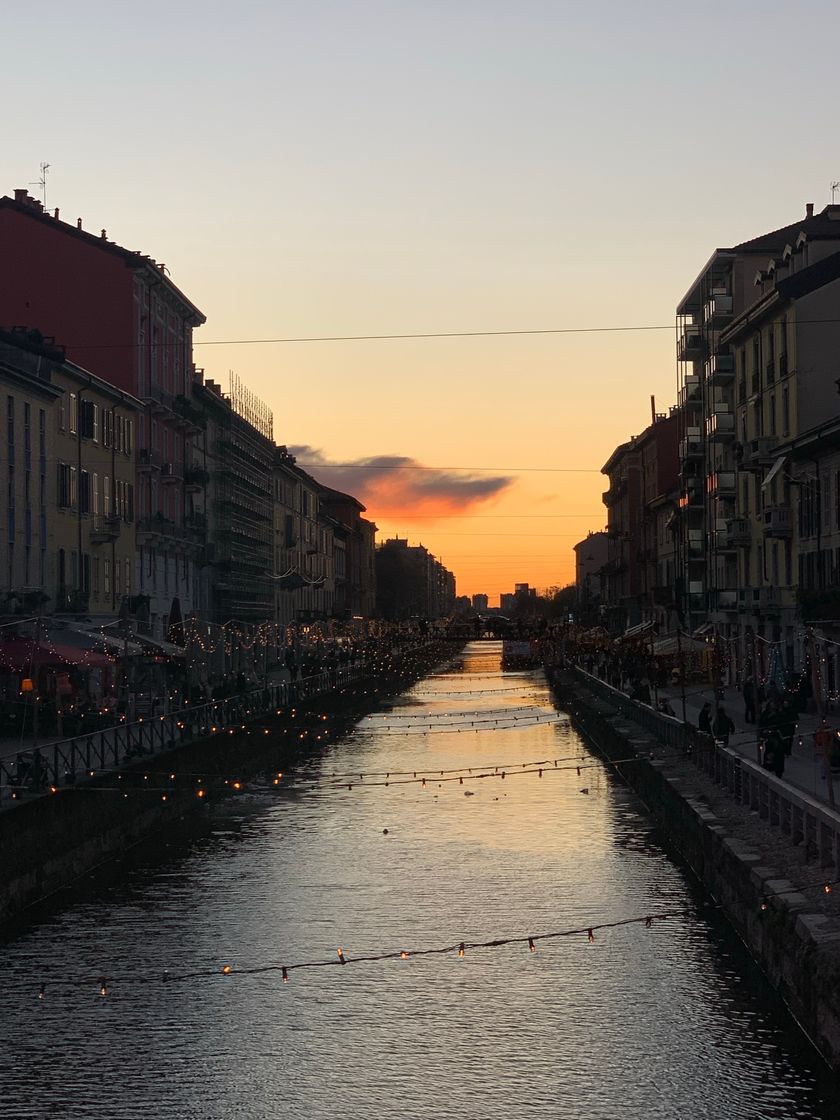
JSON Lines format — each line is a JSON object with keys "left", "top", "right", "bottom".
{"left": 659, "top": 680, "right": 840, "bottom": 809}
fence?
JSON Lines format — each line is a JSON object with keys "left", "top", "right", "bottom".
{"left": 0, "top": 660, "right": 365, "bottom": 809}
{"left": 569, "top": 664, "right": 840, "bottom": 869}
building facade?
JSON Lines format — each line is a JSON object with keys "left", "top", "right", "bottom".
{"left": 0, "top": 189, "right": 206, "bottom": 639}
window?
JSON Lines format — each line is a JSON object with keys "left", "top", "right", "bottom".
{"left": 124, "top": 557, "right": 131, "bottom": 595}
{"left": 125, "top": 418, "right": 132, "bottom": 455}
{"left": 782, "top": 386, "right": 789, "bottom": 436}
{"left": 69, "top": 393, "right": 77, "bottom": 435}
{"left": 103, "top": 409, "right": 113, "bottom": 448}
{"left": 58, "top": 464, "right": 71, "bottom": 508}
{"left": 93, "top": 473, "right": 99, "bottom": 517}
{"left": 79, "top": 470, "right": 91, "bottom": 515}
{"left": 104, "top": 475, "right": 111, "bottom": 517}
{"left": 93, "top": 557, "right": 100, "bottom": 596}
{"left": 103, "top": 559, "right": 111, "bottom": 596}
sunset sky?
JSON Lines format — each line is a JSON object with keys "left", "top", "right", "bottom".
{"left": 6, "top": 1, "right": 840, "bottom": 602}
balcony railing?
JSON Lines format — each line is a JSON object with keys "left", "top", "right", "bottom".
{"left": 706, "top": 411, "right": 735, "bottom": 441}
{"left": 707, "top": 471, "right": 736, "bottom": 497}
{"left": 703, "top": 292, "right": 733, "bottom": 324}
{"left": 705, "top": 354, "right": 734, "bottom": 385}
{"left": 726, "top": 518, "right": 752, "bottom": 547}
{"left": 677, "top": 327, "right": 703, "bottom": 362}
{"left": 138, "top": 448, "right": 162, "bottom": 471}
{"left": 741, "top": 436, "right": 777, "bottom": 469}
{"left": 763, "top": 504, "right": 793, "bottom": 539}
{"left": 90, "top": 514, "right": 121, "bottom": 543}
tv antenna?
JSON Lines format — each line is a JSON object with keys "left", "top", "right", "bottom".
{"left": 30, "top": 162, "right": 50, "bottom": 208}
{"left": 832, "top": 180, "right": 840, "bottom": 205}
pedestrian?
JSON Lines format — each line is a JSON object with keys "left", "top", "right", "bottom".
{"left": 763, "top": 729, "right": 785, "bottom": 778}
{"left": 698, "top": 702, "right": 712, "bottom": 735}
{"left": 713, "top": 705, "right": 735, "bottom": 747}
{"left": 742, "top": 678, "right": 756, "bottom": 724}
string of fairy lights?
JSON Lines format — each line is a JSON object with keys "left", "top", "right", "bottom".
{"left": 28, "top": 873, "right": 840, "bottom": 1001}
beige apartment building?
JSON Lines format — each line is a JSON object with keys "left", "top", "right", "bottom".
{"left": 0, "top": 328, "right": 139, "bottom": 623}
{"left": 719, "top": 216, "right": 840, "bottom": 675}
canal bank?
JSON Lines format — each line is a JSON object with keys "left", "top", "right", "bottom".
{"left": 549, "top": 665, "right": 840, "bottom": 1077}
{"left": 0, "top": 639, "right": 462, "bottom": 928}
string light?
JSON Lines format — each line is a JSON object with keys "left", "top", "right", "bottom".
{"left": 30, "top": 912, "right": 675, "bottom": 1000}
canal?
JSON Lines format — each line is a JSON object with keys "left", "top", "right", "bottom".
{"left": 1, "top": 641, "right": 836, "bottom": 1118}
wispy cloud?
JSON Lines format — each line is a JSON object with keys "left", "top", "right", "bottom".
{"left": 288, "top": 446, "right": 514, "bottom": 518}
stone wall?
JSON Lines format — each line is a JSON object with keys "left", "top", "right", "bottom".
{"left": 550, "top": 668, "right": 840, "bottom": 1076}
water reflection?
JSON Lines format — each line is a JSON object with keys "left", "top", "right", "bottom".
{"left": 0, "top": 641, "right": 835, "bottom": 1119}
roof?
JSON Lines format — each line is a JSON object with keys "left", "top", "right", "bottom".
{"left": 721, "top": 249, "right": 840, "bottom": 345}
{"left": 0, "top": 192, "right": 205, "bottom": 325}
{"left": 677, "top": 206, "right": 840, "bottom": 314}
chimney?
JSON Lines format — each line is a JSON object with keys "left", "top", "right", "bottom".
{"left": 77, "top": 218, "right": 82, "bottom": 229}
{"left": 53, "top": 208, "right": 59, "bottom": 220}
{"left": 101, "top": 229, "right": 107, "bottom": 239}
{"left": 806, "top": 202, "right": 814, "bottom": 218}
{"left": 14, "top": 188, "right": 28, "bottom": 203}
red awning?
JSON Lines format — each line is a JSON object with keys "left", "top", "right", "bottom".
{"left": 0, "top": 638, "right": 113, "bottom": 672}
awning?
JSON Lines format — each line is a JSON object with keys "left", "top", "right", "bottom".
{"left": 620, "top": 621, "right": 656, "bottom": 641}
{"left": 761, "top": 455, "right": 787, "bottom": 490}
{"left": 65, "top": 627, "right": 146, "bottom": 658}
{"left": 0, "top": 637, "right": 113, "bottom": 672}
{"left": 134, "top": 635, "right": 186, "bottom": 658}
{"left": 652, "top": 635, "right": 709, "bottom": 656}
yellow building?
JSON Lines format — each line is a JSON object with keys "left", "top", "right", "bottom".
{"left": 0, "top": 328, "right": 139, "bottom": 623}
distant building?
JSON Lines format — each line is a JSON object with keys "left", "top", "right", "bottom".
{"left": 573, "top": 531, "right": 609, "bottom": 608}
{"left": 499, "top": 593, "right": 516, "bottom": 613}
{"left": 375, "top": 538, "right": 455, "bottom": 621}
{"left": 471, "top": 593, "right": 489, "bottom": 612}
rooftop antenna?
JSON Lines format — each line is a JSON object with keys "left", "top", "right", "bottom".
{"left": 832, "top": 181, "right": 840, "bottom": 205}
{"left": 29, "top": 162, "right": 50, "bottom": 208}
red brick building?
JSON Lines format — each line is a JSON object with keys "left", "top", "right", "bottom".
{"left": 0, "top": 189, "right": 206, "bottom": 637}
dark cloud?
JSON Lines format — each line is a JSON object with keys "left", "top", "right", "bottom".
{"left": 287, "top": 446, "right": 514, "bottom": 517}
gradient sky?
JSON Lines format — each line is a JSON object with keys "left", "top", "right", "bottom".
{"left": 5, "top": 1, "right": 840, "bottom": 602}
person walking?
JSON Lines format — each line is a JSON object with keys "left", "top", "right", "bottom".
{"left": 713, "top": 705, "right": 735, "bottom": 747}
{"left": 698, "top": 702, "right": 712, "bottom": 735}
{"left": 742, "top": 678, "right": 756, "bottom": 724}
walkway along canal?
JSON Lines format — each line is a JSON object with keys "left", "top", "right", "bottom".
{"left": 0, "top": 641, "right": 836, "bottom": 1118}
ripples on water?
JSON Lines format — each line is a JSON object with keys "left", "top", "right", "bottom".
{"left": 0, "top": 642, "right": 835, "bottom": 1119}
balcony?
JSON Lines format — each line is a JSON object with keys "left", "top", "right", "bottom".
{"left": 703, "top": 291, "right": 733, "bottom": 326}
{"left": 136, "top": 514, "right": 176, "bottom": 543}
{"left": 138, "top": 448, "right": 162, "bottom": 472}
{"left": 726, "top": 518, "right": 752, "bottom": 547}
{"left": 759, "top": 586, "right": 781, "bottom": 614}
{"left": 184, "top": 466, "right": 208, "bottom": 492}
{"left": 706, "top": 411, "right": 735, "bottom": 441}
{"left": 160, "top": 461, "right": 182, "bottom": 485}
{"left": 712, "top": 518, "right": 736, "bottom": 552}
{"left": 711, "top": 589, "right": 738, "bottom": 612}
{"left": 763, "top": 504, "right": 793, "bottom": 539}
{"left": 602, "top": 479, "right": 626, "bottom": 506}
{"left": 679, "top": 374, "right": 701, "bottom": 407}
{"left": 90, "top": 514, "right": 121, "bottom": 544}
{"left": 677, "top": 326, "right": 703, "bottom": 362}
{"left": 687, "top": 529, "right": 704, "bottom": 556}
{"left": 707, "top": 471, "right": 736, "bottom": 498}
{"left": 741, "top": 436, "right": 777, "bottom": 469}
{"left": 705, "top": 354, "right": 734, "bottom": 386}
{"left": 679, "top": 427, "right": 703, "bottom": 460}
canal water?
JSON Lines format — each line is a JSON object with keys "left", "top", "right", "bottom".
{"left": 1, "top": 641, "right": 836, "bottom": 1119}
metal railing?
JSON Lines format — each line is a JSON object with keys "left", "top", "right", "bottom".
{"left": 0, "top": 651, "right": 421, "bottom": 809}
{"left": 569, "top": 665, "right": 840, "bottom": 868}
